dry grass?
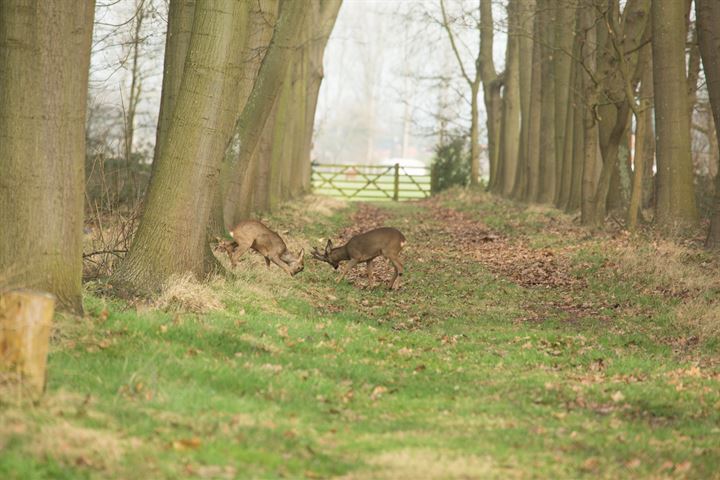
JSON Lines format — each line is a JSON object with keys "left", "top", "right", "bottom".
{"left": 610, "top": 238, "right": 720, "bottom": 342}
{"left": 339, "top": 449, "right": 503, "bottom": 480}
{"left": 154, "top": 273, "right": 223, "bottom": 313}
{"left": 614, "top": 239, "right": 719, "bottom": 295}
{"left": 674, "top": 300, "right": 720, "bottom": 342}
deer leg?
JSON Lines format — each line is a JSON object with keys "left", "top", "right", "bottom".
{"left": 265, "top": 257, "right": 271, "bottom": 269}
{"left": 366, "top": 259, "right": 374, "bottom": 287}
{"left": 269, "top": 255, "right": 294, "bottom": 276}
{"left": 337, "top": 258, "right": 359, "bottom": 284}
{"left": 228, "top": 246, "right": 250, "bottom": 269}
{"left": 387, "top": 256, "right": 404, "bottom": 290}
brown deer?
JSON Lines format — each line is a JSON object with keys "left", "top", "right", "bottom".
{"left": 215, "top": 220, "right": 304, "bottom": 276}
{"left": 311, "top": 227, "right": 406, "bottom": 289}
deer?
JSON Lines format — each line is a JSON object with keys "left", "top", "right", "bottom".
{"left": 311, "top": 227, "right": 406, "bottom": 290}
{"left": 215, "top": 220, "right": 304, "bottom": 276}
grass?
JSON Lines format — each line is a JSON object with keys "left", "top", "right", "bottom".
{"left": 2, "top": 191, "right": 720, "bottom": 479}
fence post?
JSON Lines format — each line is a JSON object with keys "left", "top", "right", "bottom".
{"left": 393, "top": 163, "right": 400, "bottom": 201}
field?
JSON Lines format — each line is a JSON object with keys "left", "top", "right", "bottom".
{"left": 2, "top": 190, "right": 720, "bottom": 479}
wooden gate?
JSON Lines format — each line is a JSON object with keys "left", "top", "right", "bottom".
{"left": 311, "top": 163, "right": 431, "bottom": 201}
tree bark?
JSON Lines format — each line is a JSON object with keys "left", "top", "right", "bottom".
{"left": 558, "top": 28, "right": 580, "bottom": 211}
{"left": 218, "top": 0, "right": 279, "bottom": 227}
{"left": 498, "top": 0, "right": 521, "bottom": 196}
{"left": 0, "top": 290, "right": 55, "bottom": 399}
{"left": 553, "top": 0, "right": 576, "bottom": 206}
{"left": 151, "top": 0, "right": 196, "bottom": 178}
{"left": 538, "top": 0, "right": 557, "bottom": 203}
{"left": 697, "top": 0, "right": 720, "bottom": 246}
{"left": 0, "top": 1, "right": 95, "bottom": 313}
{"left": 224, "top": 0, "right": 308, "bottom": 226}
{"left": 111, "top": 0, "right": 246, "bottom": 294}
{"left": 580, "top": 2, "right": 600, "bottom": 225}
{"left": 479, "top": 0, "right": 502, "bottom": 190}
{"left": 525, "top": 0, "right": 544, "bottom": 202}
{"left": 512, "top": 0, "right": 536, "bottom": 199}
{"left": 627, "top": 47, "right": 653, "bottom": 230}
{"left": 652, "top": 0, "right": 699, "bottom": 229}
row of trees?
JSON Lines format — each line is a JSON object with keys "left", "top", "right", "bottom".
{"left": 0, "top": 0, "right": 342, "bottom": 311}
{"left": 443, "top": 0, "right": 720, "bottom": 244}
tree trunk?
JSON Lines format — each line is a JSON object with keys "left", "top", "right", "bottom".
{"left": 627, "top": 48, "right": 653, "bottom": 230}
{"left": 538, "top": 0, "right": 556, "bottom": 203}
{"left": 470, "top": 82, "right": 481, "bottom": 185}
{"left": 224, "top": 0, "right": 308, "bottom": 226}
{"left": 111, "top": 0, "right": 246, "bottom": 294}
{"left": 0, "top": 1, "right": 95, "bottom": 313}
{"left": 558, "top": 31, "right": 580, "bottom": 211}
{"left": 250, "top": 101, "right": 280, "bottom": 215}
{"left": 151, "top": 0, "right": 196, "bottom": 178}
{"left": 580, "top": 2, "right": 600, "bottom": 225}
{"left": 696, "top": 0, "right": 720, "bottom": 247}
{"left": 567, "top": 70, "right": 586, "bottom": 212}
{"left": 479, "top": 0, "right": 502, "bottom": 190}
{"left": 498, "top": 0, "right": 521, "bottom": 196}
{"left": 0, "top": 291, "right": 55, "bottom": 400}
{"left": 218, "top": 0, "right": 279, "bottom": 229}
{"left": 512, "top": 0, "right": 536, "bottom": 199}
{"left": 525, "top": 0, "right": 544, "bottom": 202}
{"left": 294, "top": 0, "right": 342, "bottom": 196}
{"left": 553, "top": 0, "right": 576, "bottom": 206}
{"left": 652, "top": 0, "right": 699, "bottom": 229}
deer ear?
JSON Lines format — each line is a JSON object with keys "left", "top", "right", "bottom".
{"left": 325, "top": 239, "right": 333, "bottom": 254}
{"left": 297, "top": 248, "right": 304, "bottom": 264}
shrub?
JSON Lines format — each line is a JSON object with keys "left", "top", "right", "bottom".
{"left": 430, "top": 133, "right": 471, "bottom": 193}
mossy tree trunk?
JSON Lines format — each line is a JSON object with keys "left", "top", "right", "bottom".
{"left": 525, "top": 0, "right": 544, "bottom": 202}
{"left": 111, "top": 0, "right": 246, "bottom": 294}
{"left": 498, "top": 0, "right": 521, "bottom": 196}
{"left": 652, "top": 0, "right": 699, "bottom": 229}
{"left": 697, "top": 0, "right": 720, "bottom": 247}
{"left": 537, "top": 0, "right": 556, "bottom": 204}
{"left": 223, "top": 0, "right": 308, "bottom": 227}
{"left": 217, "top": 0, "right": 279, "bottom": 230}
{"left": 511, "top": 0, "right": 536, "bottom": 200}
{"left": 0, "top": 1, "right": 95, "bottom": 313}
{"left": 151, "top": 0, "right": 196, "bottom": 178}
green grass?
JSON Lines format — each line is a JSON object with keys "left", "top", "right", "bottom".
{"left": 2, "top": 192, "right": 720, "bottom": 479}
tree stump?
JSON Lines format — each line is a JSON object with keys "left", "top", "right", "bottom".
{"left": 0, "top": 290, "right": 55, "bottom": 400}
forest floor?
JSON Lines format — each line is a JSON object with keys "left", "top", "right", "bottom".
{"left": 2, "top": 189, "right": 720, "bottom": 479}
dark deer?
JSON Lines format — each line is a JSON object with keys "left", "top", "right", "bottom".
{"left": 311, "top": 227, "right": 406, "bottom": 289}
{"left": 215, "top": 220, "right": 304, "bottom": 276}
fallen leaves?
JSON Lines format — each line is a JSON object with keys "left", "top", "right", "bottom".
{"left": 171, "top": 437, "right": 201, "bottom": 451}
{"left": 370, "top": 386, "right": 388, "bottom": 401}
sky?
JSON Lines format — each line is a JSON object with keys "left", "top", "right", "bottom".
{"left": 314, "top": 0, "right": 506, "bottom": 167}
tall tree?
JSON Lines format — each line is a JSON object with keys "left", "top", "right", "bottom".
{"left": 478, "top": 0, "right": 503, "bottom": 190}
{"left": 553, "top": 0, "right": 577, "bottom": 206}
{"left": 211, "top": 0, "right": 279, "bottom": 231}
{"left": 697, "top": 0, "right": 720, "bottom": 247}
{"left": 537, "top": 0, "right": 557, "bottom": 203}
{"left": 525, "top": 0, "right": 544, "bottom": 202}
{"left": 111, "top": 0, "right": 246, "bottom": 294}
{"left": 223, "top": 0, "right": 308, "bottom": 227}
{"left": 511, "top": 0, "right": 536, "bottom": 200}
{"left": 440, "top": 0, "right": 484, "bottom": 186}
{"left": 497, "top": 0, "right": 521, "bottom": 195}
{"left": 151, "top": 0, "right": 196, "bottom": 177}
{"left": 0, "top": 1, "right": 95, "bottom": 312}
{"left": 652, "top": 0, "right": 699, "bottom": 228}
